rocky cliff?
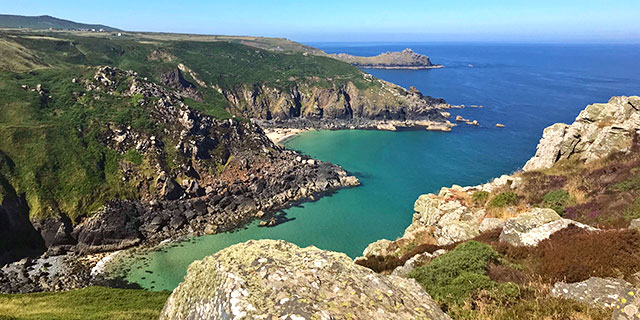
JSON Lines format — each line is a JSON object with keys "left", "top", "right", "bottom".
{"left": 0, "top": 66, "right": 359, "bottom": 292}
{"left": 524, "top": 96, "right": 640, "bottom": 171}
{"left": 224, "top": 75, "right": 453, "bottom": 130}
{"left": 331, "top": 48, "right": 442, "bottom": 70}
{"left": 160, "top": 240, "right": 450, "bottom": 320}
{"left": 355, "top": 96, "right": 640, "bottom": 319}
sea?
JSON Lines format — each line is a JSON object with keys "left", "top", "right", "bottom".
{"left": 113, "top": 42, "right": 640, "bottom": 291}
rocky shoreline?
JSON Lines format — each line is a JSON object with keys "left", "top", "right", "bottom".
{"left": 0, "top": 66, "right": 360, "bottom": 294}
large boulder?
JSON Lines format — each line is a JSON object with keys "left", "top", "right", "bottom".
{"left": 524, "top": 96, "right": 640, "bottom": 171}
{"left": 551, "top": 277, "right": 635, "bottom": 308}
{"left": 499, "top": 208, "right": 596, "bottom": 247}
{"left": 160, "top": 240, "right": 450, "bottom": 320}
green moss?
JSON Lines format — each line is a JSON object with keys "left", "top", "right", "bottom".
{"left": 0, "top": 286, "right": 170, "bottom": 320}
{"left": 407, "top": 241, "right": 514, "bottom": 307}
{"left": 541, "top": 189, "right": 576, "bottom": 216}
{"left": 488, "top": 192, "right": 519, "bottom": 208}
{"left": 472, "top": 191, "right": 490, "bottom": 205}
{"left": 123, "top": 149, "right": 143, "bottom": 166}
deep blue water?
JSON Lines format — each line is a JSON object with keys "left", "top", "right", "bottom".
{"left": 122, "top": 43, "right": 640, "bottom": 290}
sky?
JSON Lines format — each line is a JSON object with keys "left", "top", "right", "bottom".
{"left": 2, "top": 0, "right": 639, "bottom": 43}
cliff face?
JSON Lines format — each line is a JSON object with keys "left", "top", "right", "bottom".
{"left": 160, "top": 240, "right": 450, "bottom": 320}
{"left": 331, "top": 48, "right": 442, "bottom": 69}
{"left": 524, "top": 96, "right": 640, "bottom": 171}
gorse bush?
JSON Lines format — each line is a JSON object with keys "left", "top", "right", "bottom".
{"left": 541, "top": 189, "right": 575, "bottom": 216}
{"left": 488, "top": 192, "right": 519, "bottom": 208}
{"left": 407, "top": 241, "right": 519, "bottom": 307}
{"left": 471, "top": 191, "right": 490, "bottom": 205}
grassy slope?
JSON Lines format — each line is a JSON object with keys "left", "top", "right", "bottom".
{"left": 0, "top": 287, "right": 170, "bottom": 320}
{"left": 0, "top": 30, "right": 377, "bottom": 220}
{"left": 0, "top": 15, "right": 119, "bottom": 31}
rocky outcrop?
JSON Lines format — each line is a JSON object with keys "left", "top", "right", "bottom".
{"left": 160, "top": 240, "right": 450, "bottom": 320}
{"left": 331, "top": 48, "right": 443, "bottom": 70}
{"left": 524, "top": 96, "right": 640, "bottom": 171}
{"left": 225, "top": 77, "right": 453, "bottom": 131}
{"left": 551, "top": 277, "right": 635, "bottom": 308}
{"left": 499, "top": 208, "right": 596, "bottom": 247}
{"left": 0, "top": 173, "right": 46, "bottom": 266}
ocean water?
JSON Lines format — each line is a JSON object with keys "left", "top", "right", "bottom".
{"left": 117, "top": 43, "right": 640, "bottom": 291}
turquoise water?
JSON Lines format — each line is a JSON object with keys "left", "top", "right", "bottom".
{"left": 119, "top": 43, "right": 640, "bottom": 291}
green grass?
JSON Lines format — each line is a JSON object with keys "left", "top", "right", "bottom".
{"left": 0, "top": 286, "right": 170, "bottom": 320}
{"left": 488, "top": 191, "right": 519, "bottom": 208}
{"left": 541, "top": 189, "right": 576, "bottom": 216}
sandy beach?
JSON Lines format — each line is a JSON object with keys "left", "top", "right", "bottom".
{"left": 264, "top": 128, "right": 312, "bottom": 144}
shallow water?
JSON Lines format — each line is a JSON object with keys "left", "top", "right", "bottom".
{"left": 118, "top": 43, "right": 640, "bottom": 291}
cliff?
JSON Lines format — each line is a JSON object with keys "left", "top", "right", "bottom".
{"left": 160, "top": 240, "right": 450, "bottom": 320}
{"left": 355, "top": 96, "right": 640, "bottom": 319}
{"left": 331, "top": 48, "right": 443, "bottom": 70}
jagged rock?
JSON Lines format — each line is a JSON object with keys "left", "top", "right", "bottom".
{"left": 391, "top": 249, "right": 447, "bottom": 277}
{"left": 435, "top": 220, "right": 480, "bottom": 245}
{"left": 330, "top": 48, "right": 442, "bottom": 69}
{"left": 362, "top": 239, "right": 393, "bottom": 257}
{"left": 74, "top": 201, "right": 142, "bottom": 254}
{"left": 524, "top": 96, "right": 640, "bottom": 171}
{"left": 499, "top": 208, "right": 596, "bottom": 247}
{"left": 551, "top": 277, "right": 635, "bottom": 308}
{"left": 160, "top": 240, "right": 450, "bottom": 320}
{"left": 479, "top": 217, "right": 506, "bottom": 233}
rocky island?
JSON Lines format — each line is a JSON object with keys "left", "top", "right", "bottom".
{"left": 331, "top": 48, "right": 444, "bottom": 70}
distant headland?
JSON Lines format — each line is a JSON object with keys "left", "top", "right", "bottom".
{"left": 330, "top": 48, "right": 444, "bottom": 70}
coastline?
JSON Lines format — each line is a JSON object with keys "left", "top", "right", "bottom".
{"left": 356, "top": 64, "right": 444, "bottom": 70}
{"left": 264, "top": 127, "right": 313, "bottom": 144}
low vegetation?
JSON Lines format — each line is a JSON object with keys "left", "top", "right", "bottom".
{"left": 0, "top": 286, "right": 170, "bottom": 320}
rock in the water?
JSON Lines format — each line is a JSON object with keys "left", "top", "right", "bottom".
{"left": 499, "top": 208, "right": 596, "bottom": 247}
{"left": 160, "top": 240, "right": 450, "bottom": 320}
{"left": 524, "top": 96, "right": 640, "bottom": 171}
{"left": 551, "top": 277, "right": 635, "bottom": 308}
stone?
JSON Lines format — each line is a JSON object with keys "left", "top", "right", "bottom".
{"left": 613, "top": 288, "right": 640, "bottom": 320}
{"left": 551, "top": 277, "right": 635, "bottom": 308}
{"left": 499, "top": 208, "right": 595, "bottom": 247}
{"left": 629, "top": 219, "right": 640, "bottom": 230}
{"left": 479, "top": 218, "right": 506, "bottom": 233}
{"left": 435, "top": 220, "right": 480, "bottom": 245}
{"left": 362, "top": 239, "right": 392, "bottom": 257}
{"left": 160, "top": 240, "right": 450, "bottom": 320}
{"left": 392, "top": 251, "right": 435, "bottom": 277}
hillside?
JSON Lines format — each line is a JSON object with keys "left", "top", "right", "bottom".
{"left": 331, "top": 48, "right": 443, "bottom": 69}
{"left": 0, "top": 14, "right": 119, "bottom": 31}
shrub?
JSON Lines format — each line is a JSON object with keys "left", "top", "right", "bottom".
{"left": 407, "top": 241, "right": 506, "bottom": 306}
{"left": 354, "top": 255, "right": 403, "bottom": 273}
{"left": 541, "top": 189, "right": 576, "bottom": 216}
{"left": 472, "top": 191, "right": 490, "bottom": 205}
{"left": 488, "top": 192, "right": 519, "bottom": 208}
{"left": 614, "top": 174, "right": 640, "bottom": 191}
{"left": 623, "top": 197, "right": 640, "bottom": 221}
{"left": 533, "top": 226, "right": 640, "bottom": 283}
{"left": 519, "top": 172, "right": 568, "bottom": 203}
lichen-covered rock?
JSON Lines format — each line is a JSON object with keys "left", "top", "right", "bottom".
{"left": 612, "top": 287, "right": 640, "bottom": 320}
{"left": 524, "top": 96, "right": 640, "bottom": 171}
{"left": 391, "top": 249, "right": 446, "bottom": 277}
{"left": 479, "top": 217, "right": 506, "bottom": 233}
{"left": 499, "top": 208, "right": 596, "bottom": 247}
{"left": 551, "top": 277, "right": 635, "bottom": 308}
{"left": 361, "top": 239, "right": 393, "bottom": 257}
{"left": 160, "top": 240, "right": 450, "bottom": 320}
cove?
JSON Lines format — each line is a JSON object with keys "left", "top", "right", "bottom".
{"left": 116, "top": 43, "right": 640, "bottom": 291}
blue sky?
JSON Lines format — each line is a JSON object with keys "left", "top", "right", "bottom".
{"left": 3, "top": 0, "right": 639, "bottom": 42}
